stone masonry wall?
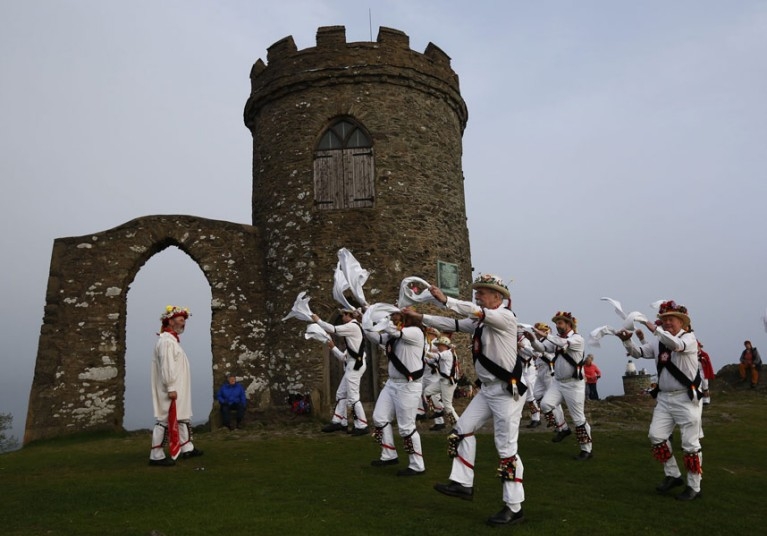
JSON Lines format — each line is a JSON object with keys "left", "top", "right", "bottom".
{"left": 25, "top": 215, "right": 266, "bottom": 443}
{"left": 244, "top": 26, "right": 473, "bottom": 406}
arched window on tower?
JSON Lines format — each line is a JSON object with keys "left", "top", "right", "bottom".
{"left": 313, "top": 118, "right": 375, "bottom": 209}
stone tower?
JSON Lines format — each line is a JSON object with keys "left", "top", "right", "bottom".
{"left": 24, "top": 26, "right": 473, "bottom": 443}
{"left": 244, "top": 26, "right": 472, "bottom": 402}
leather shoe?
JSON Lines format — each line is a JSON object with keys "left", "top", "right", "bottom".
{"left": 181, "top": 448, "right": 204, "bottom": 459}
{"left": 573, "top": 450, "right": 593, "bottom": 461}
{"left": 349, "top": 426, "right": 370, "bottom": 436}
{"left": 321, "top": 422, "right": 345, "bottom": 433}
{"left": 656, "top": 476, "right": 684, "bottom": 493}
{"left": 526, "top": 420, "right": 541, "bottom": 428}
{"left": 676, "top": 486, "right": 702, "bottom": 501}
{"left": 434, "top": 480, "right": 474, "bottom": 501}
{"left": 486, "top": 506, "right": 525, "bottom": 526}
{"left": 552, "top": 429, "right": 572, "bottom": 443}
{"left": 148, "top": 458, "right": 175, "bottom": 467}
{"left": 370, "top": 458, "right": 399, "bottom": 467}
{"left": 396, "top": 467, "right": 425, "bottom": 477}
{"left": 430, "top": 423, "right": 446, "bottom": 431}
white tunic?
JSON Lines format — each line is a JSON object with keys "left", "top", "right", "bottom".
{"left": 151, "top": 332, "right": 193, "bottom": 421}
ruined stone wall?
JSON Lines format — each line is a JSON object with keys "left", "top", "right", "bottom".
{"left": 25, "top": 215, "right": 267, "bottom": 443}
{"left": 244, "top": 26, "right": 473, "bottom": 406}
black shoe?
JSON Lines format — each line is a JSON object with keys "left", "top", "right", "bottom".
{"left": 430, "top": 423, "right": 446, "bottom": 431}
{"left": 322, "top": 422, "right": 346, "bottom": 433}
{"left": 552, "top": 429, "right": 572, "bottom": 443}
{"left": 526, "top": 420, "right": 542, "bottom": 428}
{"left": 676, "top": 486, "right": 702, "bottom": 501}
{"left": 349, "top": 426, "right": 370, "bottom": 436}
{"left": 434, "top": 480, "right": 474, "bottom": 501}
{"left": 416, "top": 413, "right": 427, "bottom": 421}
{"left": 370, "top": 458, "right": 399, "bottom": 467}
{"left": 573, "top": 450, "right": 593, "bottom": 461}
{"left": 486, "top": 506, "right": 525, "bottom": 526}
{"left": 397, "top": 467, "right": 425, "bottom": 476}
{"left": 656, "top": 476, "right": 685, "bottom": 493}
{"left": 148, "top": 458, "right": 175, "bottom": 467}
{"left": 181, "top": 448, "right": 204, "bottom": 459}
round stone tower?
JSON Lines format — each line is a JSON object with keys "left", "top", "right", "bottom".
{"left": 243, "top": 26, "right": 472, "bottom": 407}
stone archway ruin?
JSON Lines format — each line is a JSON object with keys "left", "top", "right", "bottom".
{"left": 25, "top": 215, "right": 269, "bottom": 443}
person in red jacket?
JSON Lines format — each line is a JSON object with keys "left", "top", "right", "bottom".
{"left": 583, "top": 354, "right": 602, "bottom": 401}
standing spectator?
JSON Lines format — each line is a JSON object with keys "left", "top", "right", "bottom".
{"left": 405, "top": 273, "right": 527, "bottom": 527}
{"left": 216, "top": 373, "right": 247, "bottom": 430}
{"left": 739, "top": 340, "right": 762, "bottom": 388}
{"left": 583, "top": 354, "right": 602, "bottom": 401}
{"left": 149, "top": 305, "right": 203, "bottom": 466}
{"left": 615, "top": 300, "right": 703, "bottom": 501}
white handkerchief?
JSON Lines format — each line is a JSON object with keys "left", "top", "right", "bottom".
{"left": 600, "top": 297, "right": 627, "bottom": 320}
{"left": 338, "top": 248, "right": 369, "bottom": 307}
{"left": 332, "top": 262, "right": 355, "bottom": 311}
{"left": 362, "top": 302, "right": 400, "bottom": 332}
{"left": 398, "top": 276, "right": 439, "bottom": 308}
{"left": 305, "top": 323, "right": 332, "bottom": 344}
{"left": 282, "top": 291, "right": 314, "bottom": 322}
{"left": 588, "top": 325, "right": 616, "bottom": 348}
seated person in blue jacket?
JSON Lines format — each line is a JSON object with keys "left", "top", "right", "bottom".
{"left": 217, "top": 373, "right": 247, "bottom": 430}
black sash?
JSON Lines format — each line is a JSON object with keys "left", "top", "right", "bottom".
{"left": 553, "top": 346, "right": 584, "bottom": 380}
{"left": 346, "top": 322, "right": 366, "bottom": 371}
{"left": 385, "top": 337, "right": 424, "bottom": 381}
{"left": 472, "top": 325, "right": 527, "bottom": 396}
{"left": 655, "top": 342, "right": 701, "bottom": 400}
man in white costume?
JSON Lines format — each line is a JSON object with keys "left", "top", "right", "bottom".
{"left": 419, "top": 326, "right": 446, "bottom": 430}
{"left": 365, "top": 311, "right": 426, "bottom": 476}
{"left": 517, "top": 334, "right": 541, "bottom": 428}
{"left": 526, "top": 311, "right": 593, "bottom": 461}
{"left": 529, "top": 322, "right": 565, "bottom": 429}
{"left": 312, "top": 308, "right": 369, "bottom": 436}
{"left": 615, "top": 300, "right": 703, "bottom": 501}
{"left": 404, "top": 273, "right": 527, "bottom": 527}
{"left": 424, "top": 336, "right": 460, "bottom": 427}
{"left": 149, "top": 305, "right": 203, "bottom": 466}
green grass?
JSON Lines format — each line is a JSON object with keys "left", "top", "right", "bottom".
{"left": 1, "top": 388, "right": 764, "bottom": 536}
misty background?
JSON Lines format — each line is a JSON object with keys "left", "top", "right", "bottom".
{"left": 2, "top": 1, "right": 765, "bottom": 445}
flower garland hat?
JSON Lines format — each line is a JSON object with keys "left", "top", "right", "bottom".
{"left": 161, "top": 305, "right": 190, "bottom": 325}
{"left": 551, "top": 311, "right": 577, "bottom": 329}
{"left": 657, "top": 300, "right": 690, "bottom": 329}
{"left": 471, "top": 273, "right": 510, "bottom": 299}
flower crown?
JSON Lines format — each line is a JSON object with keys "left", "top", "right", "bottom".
{"left": 657, "top": 300, "right": 687, "bottom": 315}
{"left": 471, "top": 273, "right": 510, "bottom": 298}
{"left": 552, "top": 311, "right": 577, "bottom": 326}
{"left": 534, "top": 322, "right": 551, "bottom": 332}
{"left": 161, "top": 305, "right": 190, "bottom": 321}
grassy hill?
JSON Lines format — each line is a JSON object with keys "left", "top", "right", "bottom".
{"left": 1, "top": 379, "right": 764, "bottom": 536}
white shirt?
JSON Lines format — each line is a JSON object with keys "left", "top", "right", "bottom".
{"left": 531, "top": 329, "right": 585, "bottom": 381}
{"left": 624, "top": 328, "right": 699, "bottom": 392}
{"left": 423, "top": 296, "right": 518, "bottom": 385}
{"left": 151, "top": 332, "right": 193, "bottom": 420}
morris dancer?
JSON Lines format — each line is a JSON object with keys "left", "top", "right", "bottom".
{"left": 529, "top": 322, "right": 565, "bottom": 429}
{"left": 526, "top": 311, "right": 593, "bottom": 461}
{"left": 404, "top": 273, "right": 527, "bottom": 527}
{"left": 365, "top": 311, "right": 426, "bottom": 476}
{"left": 424, "top": 335, "right": 460, "bottom": 428}
{"left": 312, "top": 308, "right": 370, "bottom": 435}
{"left": 615, "top": 300, "right": 703, "bottom": 501}
{"left": 149, "top": 305, "right": 203, "bottom": 466}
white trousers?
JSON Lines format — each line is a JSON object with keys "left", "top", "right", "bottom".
{"left": 419, "top": 371, "right": 444, "bottom": 424}
{"left": 648, "top": 391, "right": 703, "bottom": 492}
{"left": 424, "top": 377, "right": 459, "bottom": 423}
{"left": 331, "top": 361, "right": 368, "bottom": 429}
{"left": 449, "top": 381, "right": 525, "bottom": 510}
{"left": 150, "top": 420, "right": 194, "bottom": 461}
{"left": 541, "top": 378, "right": 592, "bottom": 453}
{"left": 372, "top": 379, "right": 425, "bottom": 471}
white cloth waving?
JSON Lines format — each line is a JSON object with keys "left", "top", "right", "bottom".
{"left": 337, "top": 248, "right": 369, "bottom": 307}
{"left": 398, "top": 276, "right": 441, "bottom": 308}
{"left": 282, "top": 291, "right": 314, "bottom": 322}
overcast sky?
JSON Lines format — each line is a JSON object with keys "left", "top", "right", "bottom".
{"left": 2, "top": 1, "right": 765, "bottom": 444}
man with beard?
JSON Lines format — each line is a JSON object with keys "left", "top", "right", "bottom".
{"left": 615, "top": 300, "right": 703, "bottom": 501}
{"left": 525, "top": 311, "right": 592, "bottom": 461}
{"left": 149, "top": 305, "right": 203, "bottom": 466}
{"left": 403, "top": 273, "right": 527, "bottom": 527}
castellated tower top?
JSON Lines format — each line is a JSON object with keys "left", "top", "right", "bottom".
{"left": 244, "top": 26, "right": 468, "bottom": 131}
